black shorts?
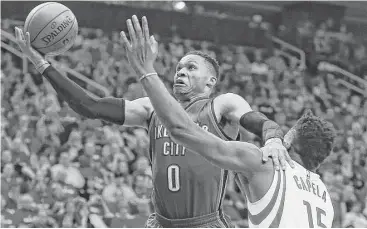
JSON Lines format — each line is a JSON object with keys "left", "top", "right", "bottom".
{"left": 145, "top": 210, "right": 234, "bottom": 228}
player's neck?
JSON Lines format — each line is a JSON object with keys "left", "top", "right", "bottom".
{"left": 289, "top": 149, "right": 317, "bottom": 172}
{"left": 288, "top": 148, "right": 304, "bottom": 167}
{"left": 178, "top": 92, "right": 210, "bottom": 107}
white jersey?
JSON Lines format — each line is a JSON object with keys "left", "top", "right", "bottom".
{"left": 246, "top": 161, "right": 334, "bottom": 228}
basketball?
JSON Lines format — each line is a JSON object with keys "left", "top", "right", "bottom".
{"left": 24, "top": 2, "right": 78, "bottom": 56}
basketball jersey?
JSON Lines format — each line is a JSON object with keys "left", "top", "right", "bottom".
{"left": 237, "top": 161, "right": 334, "bottom": 228}
{"left": 147, "top": 97, "right": 236, "bottom": 220}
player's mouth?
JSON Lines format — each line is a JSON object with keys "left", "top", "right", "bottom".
{"left": 174, "top": 79, "right": 187, "bottom": 87}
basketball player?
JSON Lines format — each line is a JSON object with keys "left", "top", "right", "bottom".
{"left": 121, "top": 16, "right": 336, "bottom": 227}
{"left": 15, "top": 15, "right": 292, "bottom": 228}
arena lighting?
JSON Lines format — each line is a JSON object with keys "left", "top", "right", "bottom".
{"left": 253, "top": 14, "right": 263, "bottom": 23}
{"left": 173, "top": 1, "right": 186, "bottom": 11}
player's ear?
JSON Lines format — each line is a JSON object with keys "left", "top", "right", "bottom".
{"left": 283, "top": 126, "right": 297, "bottom": 149}
{"left": 207, "top": 76, "right": 217, "bottom": 89}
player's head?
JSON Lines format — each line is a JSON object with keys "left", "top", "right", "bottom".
{"left": 284, "top": 110, "right": 336, "bottom": 170}
{"left": 173, "top": 51, "right": 219, "bottom": 101}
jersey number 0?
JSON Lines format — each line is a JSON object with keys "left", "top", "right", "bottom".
{"left": 167, "top": 165, "right": 180, "bottom": 192}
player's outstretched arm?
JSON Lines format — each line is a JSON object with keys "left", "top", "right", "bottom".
{"left": 14, "top": 27, "right": 152, "bottom": 128}
{"left": 214, "top": 93, "right": 294, "bottom": 170}
{"left": 41, "top": 66, "right": 153, "bottom": 127}
{"left": 120, "top": 15, "right": 263, "bottom": 174}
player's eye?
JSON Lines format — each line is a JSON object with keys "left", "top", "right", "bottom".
{"left": 188, "top": 65, "right": 196, "bottom": 70}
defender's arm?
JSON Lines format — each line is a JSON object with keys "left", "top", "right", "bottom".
{"left": 213, "top": 93, "right": 283, "bottom": 143}
{"left": 214, "top": 93, "right": 294, "bottom": 169}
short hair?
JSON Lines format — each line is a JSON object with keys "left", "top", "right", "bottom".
{"left": 294, "top": 110, "right": 336, "bottom": 170}
{"left": 184, "top": 50, "right": 220, "bottom": 77}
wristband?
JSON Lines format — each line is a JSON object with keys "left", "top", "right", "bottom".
{"left": 265, "top": 138, "right": 282, "bottom": 145}
{"left": 240, "top": 111, "right": 284, "bottom": 143}
{"left": 140, "top": 72, "right": 158, "bottom": 81}
{"left": 262, "top": 120, "right": 284, "bottom": 143}
{"left": 34, "top": 59, "right": 50, "bottom": 74}
{"left": 239, "top": 111, "right": 268, "bottom": 137}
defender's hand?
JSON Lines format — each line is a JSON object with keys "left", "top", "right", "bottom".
{"left": 14, "top": 27, "right": 45, "bottom": 65}
{"left": 261, "top": 138, "right": 295, "bottom": 170}
{"left": 120, "top": 15, "right": 158, "bottom": 77}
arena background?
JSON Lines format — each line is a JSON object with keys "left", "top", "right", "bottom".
{"left": 1, "top": 1, "right": 367, "bottom": 227}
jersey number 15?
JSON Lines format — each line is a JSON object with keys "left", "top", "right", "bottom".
{"left": 303, "top": 200, "right": 326, "bottom": 228}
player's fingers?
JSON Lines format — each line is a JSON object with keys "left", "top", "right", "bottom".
{"left": 261, "top": 149, "right": 269, "bottom": 162}
{"left": 151, "top": 35, "right": 157, "bottom": 44}
{"left": 120, "top": 31, "right": 132, "bottom": 51}
{"left": 14, "top": 28, "right": 25, "bottom": 49}
{"left": 150, "top": 35, "right": 158, "bottom": 52}
{"left": 272, "top": 154, "right": 280, "bottom": 171}
{"left": 142, "top": 16, "right": 150, "bottom": 43}
{"left": 14, "top": 27, "right": 20, "bottom": 41}
{"left": 278, "top": 154, "right": 287, "bottom": 171}
{"left": 151, "top": 35, "right": 158, "bottom": 46}
{"left": 17, "top": 27, "right": 23, "bottom": 40}
{"left": 20, "top": 29, "right": 25, "bottom": 41}
{"left": 132, "top": 15, "right": 143, "bottom": 44}
{"left": 25, "top": 32, "right": 31, "bottom": 48}
{"left": 20, "top": 29, "right": 26, "bottom": 41}
{"left": 15, "top": 27, "right": 21, "bottom": 41}
{"left": 126, "top": 19, "right": 137, "bottom": 48}
{"left": 285, "top": 152, "right": 295, "bottom": 168}
{"left": 132, "top": 15, "right": 145, "bottom": 60}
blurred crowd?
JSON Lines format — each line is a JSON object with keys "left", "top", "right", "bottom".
{"left": 280, "top": 16, "right": 367, "bottom": 79}
{"left": 1, "top": 12, "right": 367, "bottom": 228}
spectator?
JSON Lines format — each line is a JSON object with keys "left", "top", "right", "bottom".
{"left": 343, "top": 202, "right": 367, "bottom": 228}
{"left": 102, "top": 174, "right": 136, "bottom": 204}
{"left": 51, "top": 152, "right": 85, "bottom": 189}
{"left": 265, "top": 49, "right": 287, "bottom": 75}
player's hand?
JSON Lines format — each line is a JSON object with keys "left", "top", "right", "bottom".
{"left": 14, "top": 27, "right": 45, "bottom": 64}
{"left": 261, "top": 138, "right": 295, "bottom": 170}
{"left": 120, "top": 15, "right": 158, "bottom": 77}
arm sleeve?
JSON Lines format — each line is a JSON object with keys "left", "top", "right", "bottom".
{"left": 42, "top": 66, "right": 125, "bottom": 125}
{"left": 239, "top": 111, "right": 283, "bottom": 143}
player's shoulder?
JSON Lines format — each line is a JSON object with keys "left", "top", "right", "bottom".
{"left": 134, "top": 97, "right": 155, "bottom": 123}
{"left": 214, "top": 92, "right": 245, "bottom": 102}
{"left": 213, "top": 93, "right": 247, "bottom": 108}
{"left": 133, "top": 97, "right": 153, "bottom": 109}
{"left": 133, "top": 96, "right": 151, "bottom": 104}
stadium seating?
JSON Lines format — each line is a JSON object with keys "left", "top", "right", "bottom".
{"left": 1, "top": 6, "right": 367, "bottom": 227}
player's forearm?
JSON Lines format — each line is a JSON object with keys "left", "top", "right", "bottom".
{"left": 166, "top": 122, "right": 248, "bottom": 172}
{"left": 42, "top": 66, "right": 100, "bottom": 117}
{"left": 173, "top": 130, "right": 262, "bottom": 173}
{"left": 240, "top": 111, "right": 284, "bottom": 143}
{"left": 197, "top": 143, "right": 258, "bottom": 172}
{"left": 140, "top": 73, "right": 191, "bottom": 131}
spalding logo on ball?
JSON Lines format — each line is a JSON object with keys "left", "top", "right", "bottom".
{"left": 41, "top": 15, "right": 74, "bottom": 46}
{"left": 24, "top": 2, "right": 78, "bottom": 56}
